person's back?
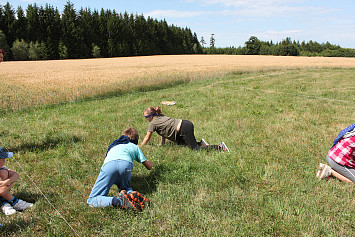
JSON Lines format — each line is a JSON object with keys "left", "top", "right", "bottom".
{"left": 149, "top": 114, "right": 180, "bottom": 142}
{"left": 87, "top": 127, "right": 154, "bottom": 211}
{"left": 104, "top": 142, "right": 146, "bottom": 165}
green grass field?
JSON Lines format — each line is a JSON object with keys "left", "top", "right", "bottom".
{"left": 1, "top": 68, "right": 355, "bottom": 236}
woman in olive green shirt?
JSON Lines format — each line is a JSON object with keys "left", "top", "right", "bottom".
{"left": 140, "top": 106, "right": 229, "bottom": 151}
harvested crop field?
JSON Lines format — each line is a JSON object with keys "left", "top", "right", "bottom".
{"left": 1, "top": 55, "right": 355, "bottom": 111}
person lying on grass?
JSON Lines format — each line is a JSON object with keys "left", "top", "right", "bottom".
{"left": 87, "top": 127, "right": 154, "bottom": 212}
{"left": 140, "top": 106, "right": 229, "bottom": 151}
{"left": 317, "top": 123, "right": 355, "bottom": 183}
{"left": 0, "top": 147, "right": 33, "bottom": 215}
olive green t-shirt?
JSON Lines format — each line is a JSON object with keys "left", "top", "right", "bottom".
{"left": 148, "top": 115, "right": 181, "bottom": 142}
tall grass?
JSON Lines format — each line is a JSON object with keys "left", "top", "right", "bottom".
{"left": 0, "top": 68, "right": 354, "bottom": 236}
{"left": 1, "top": 55, "right": 355, "bottom": 111}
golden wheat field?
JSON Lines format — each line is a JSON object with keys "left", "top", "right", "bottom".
{"left": 1, "top": 55, "right": 355, "bottom": 110}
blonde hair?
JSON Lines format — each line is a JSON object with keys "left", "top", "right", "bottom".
{"left": 122, "top": 127, "right": 139, "bottom": 141}
{"left": 144, "top": 106, "right": 162, "bottom": 115}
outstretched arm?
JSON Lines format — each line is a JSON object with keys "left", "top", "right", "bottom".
{"left": 140, "top": 131, "right": 153, "bottom": 147}
{"left": 142, "top": 160, "right": 155, "bottom": 170}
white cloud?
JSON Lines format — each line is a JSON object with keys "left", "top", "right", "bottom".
{"left": 145, "top": 5, "right": 333, "bottom": 20}
{"left": 257, "top": 30, "right": 302, "bottom": 40}
{"left": 185, "top": 0, "right": 304, "bottom": 8}
{"left": 185, "top": 0, "right": 338, "bottom": 17}
{"left": 335, "top": 20, "right": 353, "bottom": 24}
{"left": 19, "top": 0, "right": 55, "bottom": 3}
{"left": 145, "top": 9, "right": 208, "bottom": 18}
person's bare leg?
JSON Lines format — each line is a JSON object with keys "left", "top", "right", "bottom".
{"left": 331, "top": 169, "right": 353, "bottom": 183}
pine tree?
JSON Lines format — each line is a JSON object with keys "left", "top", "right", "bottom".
{"left": 15, "top": 6, "right": 27, "bottom": 42}
{"left": 2, "top": 3, "right": 16, "bottom": 48}
{"left": 26, "top": 4, "right": 40, "bottom": 43}
{"left": 210, "top": 34, "right": 215, "bottom": 48}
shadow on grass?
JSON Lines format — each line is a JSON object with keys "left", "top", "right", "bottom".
{"left": 9, "top": 133, "right": 81, "bottom": 153}
{"left": 1, "top": 220, "right": 32, "bottom": 235}
{"left": 131, "top": 164, "right": 169, "bottom": 195}
{"left": 13, "top": 191, "right": 42, "bottom": 204}
{"left": 0, "top": 192, "right": 41, "bottom": 235}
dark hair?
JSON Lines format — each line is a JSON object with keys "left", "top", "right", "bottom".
{"left": 144, "top": 106, "right": 162, "bottom": 115}
{"left": 122, "top": 127, "right": 139, "bottom": 141}
{"left": 0, "top": 49, "right": 6, "bottom": 56}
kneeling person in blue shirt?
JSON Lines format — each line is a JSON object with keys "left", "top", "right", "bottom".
{"left": 87, "top": 127, "right": 154, "bottom": 212}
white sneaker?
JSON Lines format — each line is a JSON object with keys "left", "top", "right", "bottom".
{"left": 317, "top": 163, "right": 332, "bottom": 180}
{"left": 201, "top": 139, "right": 209, "bottom": 146}
{"left": 218, "top": 142, "right": 230, "bottom": 152}
{"left": 1, "top": 203, "right": 17, "bottom": 215}
{"left": 12, "top": 199, "right": 33, "bottom": 211}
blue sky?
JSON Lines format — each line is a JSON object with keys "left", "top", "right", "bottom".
{"left": 1, "top": 0, "right": 355, "bottom": 48}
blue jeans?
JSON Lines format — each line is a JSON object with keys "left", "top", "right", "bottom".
{"left": 87, "top": 160, "right": 133, "bottom": 207}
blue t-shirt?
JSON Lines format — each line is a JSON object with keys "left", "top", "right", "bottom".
{"left": 103, "top": 142, "right": 146, "bottom": 165}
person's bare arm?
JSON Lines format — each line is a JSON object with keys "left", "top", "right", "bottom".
{"left": 140, "top": 131, "right": 153, "bottom": 147}
{"left": 0, "top": 170, "right": 8, "bottom": 182}
{"left": 142, "top": 160, "right": 155, "bottom": 170}
{"left": 7, "top": 169, "right": 19, "bottom": 183}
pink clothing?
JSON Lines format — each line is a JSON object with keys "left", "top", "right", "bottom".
{"left": 328, "top": 136, "right": 355, "bottom": 168}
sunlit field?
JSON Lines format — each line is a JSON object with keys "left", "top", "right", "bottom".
{"left": 0, "top": 53, "right": 355, "bottom": 235}
{"left": 1, "top": 55, "right": 355, "bottom": 111}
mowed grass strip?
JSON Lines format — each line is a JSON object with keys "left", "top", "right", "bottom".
{"left": 1, "top": 55, "right": 355, "bottom": 111}
{"left": 0, "top": 68, "right": 354, "bottom": 236}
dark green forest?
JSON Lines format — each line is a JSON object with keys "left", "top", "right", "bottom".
{"left": 204, "top": 35, "right": 355, "bottom": 57}
{"left": 0, "top": 1, "right": 202, "bottom": 60}
{"left": 1, "top": 1, "right": 354, "bottom": 61}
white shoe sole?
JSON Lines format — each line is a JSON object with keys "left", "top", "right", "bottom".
{"left": 316, "top": 163, "right": 324, "bottom": 178}
{"left": 318, "top": 164, "right": 331, "bottom": 180}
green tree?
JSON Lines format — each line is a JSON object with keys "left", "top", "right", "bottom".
{"left": 0, "top": 30, "right": 10, "bottom": 54}
{"left": 14, "top": 6, "right": 27, "bottom": 42}
{"left": 200, "top": 36, "right": 206, "bottom": 47}
{"left": 2, "top": 2, "right": 16, "bottom": 48}
{"left": 61, "top": 1, "right": 82, "bottom": 58}
{"left": 29, "top": 41, "right": 45, "bottom": 60}
{"left": 11, "top": 39, "right": 29, "bottom": 60}
{"left": 245, "top": 36, "right": 261, "bottom": 55}
{"left": 210, "top": 34, "right": 215, "bottom": 48}
{"left": 2, "top": 1, "right": 202, "bottom": 59}
{"left": 107, "top": 10, "right": 120, "bottom": 57}
{"left": 98, "top": 8, "right": 109, "bottom": 57}
{"left": 58, "top": 41, "right": 68, "bottom": 59}
{"left": 43, "top": 4, "right": 62, "bottom": 59}
{"left": 26, "top": 4, "right": 40, "bottom": 43}
{"left": 91, "top": 44, "right": 101, "bottom": 58}
{"left": 77, "top": 7, "right": 94, "bottom": 58}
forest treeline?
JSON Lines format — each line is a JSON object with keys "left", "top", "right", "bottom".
{"left": 0, "top": 1, "right": 202, "bottom": 60}
{"left": 204, "top": 36, "right": 355, "bottom": 57}
{"left": 1, "top": 1, "right": 354, "bottom": 61}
